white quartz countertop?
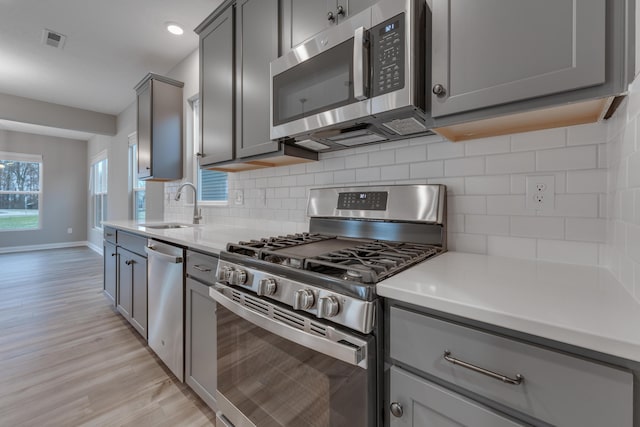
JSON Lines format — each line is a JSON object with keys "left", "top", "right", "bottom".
{"left": 377, "top": 251, "right": 640, "bottom": 363}
{"left": 102, "top": 220, "right": 282, "bottom": 255}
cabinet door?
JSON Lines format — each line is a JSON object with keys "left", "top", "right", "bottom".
{"left": 431, "top": 0, "right": 606, "bottom": 118}
{"left": 389, "top": 366, "right": 524, "bottom": 427}
{"left": 103, "top": 241, "right": 117, "bottom": 305}
{"left": 200, "top": 7, "right": 235, "bottom": 165}
{"left": 339, "top": 0, "right": 374, "bottom": 22}
{"left": 236, "top": 0, "right": 280, "bottom": 158}
{"left": 130, "top": 251, "right": 148, "bottom": 339}
{"left": 185, "top": 278, "right": 217, "bottom": 410}
{"left": 281, "top": 0, "right": 334, "bottom": 52}
{"left": 117, "top": 248, "right": 133, "bottom": 320}
{"left": 137, "top": 82, "right": 152, "bottom": 179}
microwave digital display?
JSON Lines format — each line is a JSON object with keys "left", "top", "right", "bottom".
{"left": 372, "top": 14, "right": 405, "bottom": 97}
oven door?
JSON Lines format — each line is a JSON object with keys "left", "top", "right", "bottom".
{"left": 270, "top": 9, "right": 372, "bottom": 140}
{"left": 210, "top": 283, "right": 375, "bottom": 427}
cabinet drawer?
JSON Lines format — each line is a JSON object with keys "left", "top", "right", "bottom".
{"left": 390, "top": 366, "right": 523, "bottom": 427}
{"left": 104, "top": 226, "right": 116, "bottom": 244}
{"left": 390, "top": 307, "right": 633, "bottom": 427}
{"left": 117, "top": 231, "right": 147, "bottom": 257}
{"left": 186, "top": 250, "right": 218, "bottom": 284}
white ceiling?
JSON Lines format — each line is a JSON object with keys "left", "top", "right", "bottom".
{"left": 0, "top": 0, "right": 223, "bottom": 117}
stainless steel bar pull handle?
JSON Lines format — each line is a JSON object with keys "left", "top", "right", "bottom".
{"left": 353, "top": 26, "right": 368, "bottom": 101}
{"left": 193, "top": 265, "right": 212, "bottom": 272}
{"left": 443, "top": 350, "right": 524, "bottom": 385}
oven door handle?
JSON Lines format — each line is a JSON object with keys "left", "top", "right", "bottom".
{"left": 210, "top": 284, "right": 368, "bottom": 369}
{"left": 353, "top": 26, "right": 369, "bottom": 101}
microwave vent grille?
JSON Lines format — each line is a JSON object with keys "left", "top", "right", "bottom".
{"left": 382, "top": 117, "right": 428, "bottom": 135}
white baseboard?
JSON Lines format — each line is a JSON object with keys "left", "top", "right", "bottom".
{"left": 86, "top": 241, "right": 103, "bottom": 255}
{"left": 0, "top": 241, "right": 90, "bottom": 254}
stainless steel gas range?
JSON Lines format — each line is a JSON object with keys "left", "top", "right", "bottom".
{"left": 210, "top": 184, "right": 446, "bottom": 427}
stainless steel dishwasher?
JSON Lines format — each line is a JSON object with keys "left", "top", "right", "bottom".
{"left": 145, "top": 239, "right": 185, "bottom": 382}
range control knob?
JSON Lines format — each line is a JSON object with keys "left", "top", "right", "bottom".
{"left": 216, "top": 265, "right": 233, "bottom": 282}
{"left": 293, "top": 289, "right": 315, "bottom": 310}
{"left": 229, "top": 269, "right": 247, "bottom": 286}
{"left": 257, "top": 278, "right": 277, "bottom": 296}
{"left": 317, "top": 296, "right": 340, "bottom": 318}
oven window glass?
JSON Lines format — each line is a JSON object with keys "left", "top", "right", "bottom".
{"left": 217, "top": 305, "right": 371, "bottom": 427}
{"left": 273, "top": 39, "right": 356, "bottom": 126}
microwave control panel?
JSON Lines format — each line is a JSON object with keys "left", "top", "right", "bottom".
{"left": 371, "top": 13, "right": 405, "bottom": 97}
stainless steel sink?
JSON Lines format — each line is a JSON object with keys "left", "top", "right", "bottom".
{"left": 140, "top": 223, "right": 192, "bottom": 229}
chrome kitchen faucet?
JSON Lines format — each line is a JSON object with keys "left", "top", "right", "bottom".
{"left": 175, "top": 182, "right": 202, "bottom": 224}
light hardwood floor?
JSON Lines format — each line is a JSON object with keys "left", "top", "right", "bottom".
{"left": 0, "top": 247, "right": 216, "bottom": 427}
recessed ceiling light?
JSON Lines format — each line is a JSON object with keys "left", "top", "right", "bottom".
{"left": 166, "top": 22, "right": 184, "bottom": 35}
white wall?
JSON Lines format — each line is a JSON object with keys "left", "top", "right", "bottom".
{"left": 0, "top": 130, "right": 88, "bottom": 250}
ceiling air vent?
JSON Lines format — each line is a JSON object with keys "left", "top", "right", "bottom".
{"left": 41, "top": 29, "right": 67, "bottom": 49}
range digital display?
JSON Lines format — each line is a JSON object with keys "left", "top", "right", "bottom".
{"left": 337, "top": 192, "right": 388, "bottom": 210}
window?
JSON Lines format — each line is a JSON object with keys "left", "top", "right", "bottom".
{"left": 0, "top": 152, "right": 42, "bottom": 231}
{"left": 91, "top": 152, "right": 108, "bottom": 230}
{"left": 192, "top": 98, "right": 228, "bottom": 203}
{"left": 129, "top": 133, "right": 146, "bottom": 221}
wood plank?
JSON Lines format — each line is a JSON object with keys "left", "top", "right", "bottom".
{"left": 0, "top": 247, "right": 215, "bottom": 426}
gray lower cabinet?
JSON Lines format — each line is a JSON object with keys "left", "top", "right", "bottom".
{"left": 103, "top": 241, "right": 117, "bottom": 304}
{"left": 117, "top": 247, "right": 148, "bottom": 339}
{"left": 431, "top": 0, "right": 607, "bottom": 118}
{"left": 388, "top": 306, "right": 633, "bottom": 426}
{"left": 185, "top": 277, "right": 217, "bottom": 410}
{"left": 389, "top": 366, "right": 523, "bottom": 427}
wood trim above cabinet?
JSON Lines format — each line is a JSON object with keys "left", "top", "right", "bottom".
{"left": 433, "top": 97, "right": 612, "bottom": 142}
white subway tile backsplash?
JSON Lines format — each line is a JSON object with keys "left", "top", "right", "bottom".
{"left": 428, "top": 141, "right": 465, "bottom": 160}
{"left": 323, "top": 157, "right": 345, "bottom": 171}
{"left": 334, "top": 169, "right": 356, "bottom": 184}
{"left": 464, "top": 136, "right": 510, "bottom": 156}
{"left": 598, "top": 143, "right": 608, "bottom": 169}
{"left": 274, "top": 188, "right": 289, "bottom": 198}
{"left": 541, "top": 194, "right": 599, "bottom": 218}
{"left": 537, "top": 240, "right": 599, "bottom": 265}
{"left": 536, "top": 146, "right": 597, "bottom": 171}
{"left": 628, "top": 151, "right": 640, "bottom": 187}
{"left": 305, "top": 161, "right": 324, "bottom": 173}
{"left": 448, "top": 196, "right": 486, "bottom": 214}
{"left": 410, "top": 161, "right": 444, "bottom": 179}
{"left": 511, "top": 216, "right": 564, "bottom": 239}
{"left": 356, "top": 167, "right": 381, "bottom": 182}
{"left": 314, "top": 172, "right": 334, "bottom": 185}
{"left": 296, "top": 173, "right": 315, "bottom": 186}
{"left": 487, "top": 236, "right": 537, "bottom": 259}
{"left": 566, "top": 170, "right": 607, "bottom": 193}
{"left": 510, "top": 128, "right": 566, "bottom": 152}
{"left": 567, "top": 122, "right": 608, "bottom": 146}
{"left": 465, "top": 175, "right": 510, "bottom": 195}
{"left": 381, "top": 164, "right": 409, "bottom": 181}
{"left": 486, "top": 152, "right": 535, "bottom": 174}
{"left": 465, "top": 215, "right": 509, "bottom": 235}
{"left": 448, "top": 233, "right": 487, "bottom": 254}
{"left": 444, "top": 157, "right": 485, "bottom": 177}
{"left": 345, "top": 153, "right": 368, "bottom": 169}
{"left": 429, "top": 177, "right": 464, "bottom": 195}
{"left": 289, "top": 164, "right": 307, "bottom": 175}
{"left": 486, "top": 195, "right": 528, "bottom": 216}
{"left": 565, "top": 218, "right": 606, "bottom": 242}
{"left": 628, "top": 224, "right": 640, "bottom": 264}
{"left": 369, "top": 150, "right": 393, "bottom": 166}
{"left": 447, "top": 213, "right": 465, "bottom": 233}
{"left": 396, "top": 146, "right": 427, "bottom": 163}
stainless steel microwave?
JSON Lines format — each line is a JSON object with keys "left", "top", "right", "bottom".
{"left": 270, "top": 0, "right": 432, "bottom": 151}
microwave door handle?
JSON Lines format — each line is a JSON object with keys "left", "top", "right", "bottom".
{"left": 353, "top": 26, "right": 369, "bottom": 101}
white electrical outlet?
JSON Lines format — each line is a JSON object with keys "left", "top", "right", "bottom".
{"left": 526, "top": 175, "right": 555, "bottom": 211}
{"left": 67, "top": 227, "right": 73, "bottom": 234}
{"left": 235, "top": 189, "right": 244, "bottom": 205}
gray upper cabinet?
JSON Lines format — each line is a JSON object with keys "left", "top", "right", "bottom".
{"left": 235, "top": 0, "right": 279, "bottom": 158}
{"left": 196, "top": 1, "right": 318, "bottom": 171}
{"left": 199, "top": 7, "right": 235, "bottom": 165}
{"left": 431, "top": 0, "right": 606, "bottom": 118}
{"left": 134, "top": 73, "right": 184, "bottom": 181}
{"left": 281, "top": 0, "right": 376, "bottom": 52}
